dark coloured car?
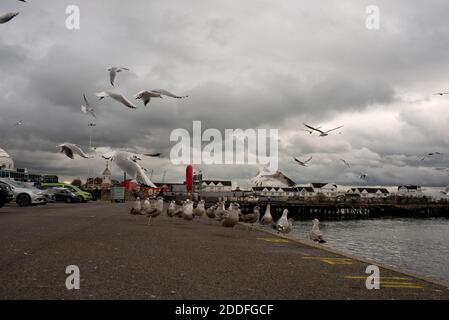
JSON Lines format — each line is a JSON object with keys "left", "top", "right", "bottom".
{"left": 0, "top": 183, "right": 14, "bottom": 206}
{"left": 49, "top": 188, "right": 82, "bottom": 203}
{"left": 0, "top": 186, "right": 7, "bottom": 208}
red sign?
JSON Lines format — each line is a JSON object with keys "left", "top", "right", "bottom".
{"left": 186, "top": 165, "right": 193, "bottom": 191}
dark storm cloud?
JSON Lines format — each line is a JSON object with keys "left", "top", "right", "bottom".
{"left": 1, "top": 0, "right": 449, "bottom": 186}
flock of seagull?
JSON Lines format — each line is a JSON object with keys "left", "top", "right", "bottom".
{"left": 57, "top": 63, "right": 188, "bottom": 184}
{"left": 291, "top": 122, "right": 447, "bottom": 183}
{"left": 129, "top": 197, "right": 326, "bottom": 242}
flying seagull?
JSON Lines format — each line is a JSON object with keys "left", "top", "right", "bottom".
{"left": 421, "top": 152, "right": 443, "bottom": 161}
{"left": 57, "top": 143, "right": 90, "bottom": 159}
{"left": 252, "top": 165, "right": 296, "bottom": 187}
{"left": 433, "top": 92, "right": 449, "bottom": 96}
{"left": 303, "top": 123, "right": 343, "bottom": 137}
{"left": 0, "top": 13, "right": 19, "bottom": 24}
{"left": 108, "top": 67, "right": 129, "bottom": 87}
{"left": 340, "top": 159, "right": 351, "bottom": 168}
{"left": 301, "top": 126, "right": 321, "bottom": 134}
{"left": 14, "top": 120, "right": 23, "bottom": 127}
{"left": 134, "top": 90, "right": 188, "bottom": 106}
{"left": 96, "top": 91, "right": 136, "bottom": 109}
{"left": 293, "top": 156, "right": 312, "bottom": 167}
{"left": 101, "top": 150, "right": 157, "bottom": 187}
{"left": 81, "top": 94, "right": 96, "bottom": 118}
{"left": 359, "top": 173, "right": 368, "bottom": 181}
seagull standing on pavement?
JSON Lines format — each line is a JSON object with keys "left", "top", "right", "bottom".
{"left": 309, "top": 218, "right": 326, "bottom": 243}
{"left": 261, "top": 204, "right": 273, "bottom": 225}
{"left": 276, "top": 209, "right": 293, "bottom": 234}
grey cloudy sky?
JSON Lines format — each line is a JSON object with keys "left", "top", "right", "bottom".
{"left": 1, "top": 0, "right": 449, "bottom": 187}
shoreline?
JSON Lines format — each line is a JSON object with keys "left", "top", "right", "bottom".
{"left": 246, "top": 222, "right": 449, "bottom": 289}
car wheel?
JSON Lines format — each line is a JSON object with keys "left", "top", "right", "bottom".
{"left": 78, "top": 196, "right": 84, "bottom": 202}
{"left": 17, "top": 194, "right": 31, "bottom": 207}
{"left": 66, "top": 197, "right": 72, "bottom": 203}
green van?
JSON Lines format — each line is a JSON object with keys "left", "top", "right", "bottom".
{"left": 41, "top": 183, "right": 93, "bottom": 202}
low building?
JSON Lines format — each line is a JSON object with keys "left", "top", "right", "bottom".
{"left": 348, "top": 187, "right": 390, "bottom": 199}
{"left": 297, "top": 186, "right": 315, "bottom": 198}
{"left": 201, "top": 180, "right": 233, "bottom": 192}
{"left": 398, "top": 185, "right": 423, "bottom": 196}
{"left": 311, "top": 183, "right": 338, "bottom": 198}
{"left": 252, "top": 186, "right": 299, "bottom": 198}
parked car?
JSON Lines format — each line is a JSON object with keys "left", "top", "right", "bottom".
{"left": 45, "top": 188, "right": 82, "bottom": 203}
{"left": 0, "top": 186, "right": 7, "bottom": 208}
{"left": 41, "top": 183, "right": 92, "bottom": 202}
{"left": 0, "top": 179, "right": 47, "bottom": 207}
{"left": 0, "top": 182, "right": 15, "bottom": 206}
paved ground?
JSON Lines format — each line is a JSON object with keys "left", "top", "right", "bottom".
{"left": 1, "top": 202, "right": 449, "bottom": 300}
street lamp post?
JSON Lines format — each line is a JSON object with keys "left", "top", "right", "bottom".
{"left": 87, "top": 123, "right": 96, "bottom": 186}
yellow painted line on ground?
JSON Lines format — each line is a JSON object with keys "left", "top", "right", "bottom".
{"left": 257, "top": 237, "right": 290, "bottom": 244}
{"left": 345, "top": 276, "right": 412, "bottom": 281}
{"left": 303, "top": 257, "right": 353, "bottom": 265}
{"left": 382, "top": 285, "right": 424, "bottom": 289}
{"left": 344, "top": 276, "right": 425, "bottom": 289}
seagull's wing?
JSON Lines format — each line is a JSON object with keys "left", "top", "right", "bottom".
{"left": 304, "top": 156, "right": 313, "bottom": 164}
{"left": 69, "top": 144, "right": 90, "bottom": 158}
{"left": 152, "top": 89, "right": 188, "bottom": 99}
{"left": 109, "top": 69, "right": 117, "bottom": 86}
{"left": 144, "top": 153, "right": 161, "bottom": 157}
{"left": 293, "top": 157, "right": 305, "bottom": 166}
{"left": 60, "top": 145, "right": 74, "bottom": 159}
{"left": 110, "top": 93, "right": 137, "bottom": 109}
{"left": 83, "top": 94, "right": 90, "bottom": 108}
{"left": 325, "top": 126, "right": 343, "bottom": 134}
{"left": 303, "top": 123, "right": 324, "bottom": 134}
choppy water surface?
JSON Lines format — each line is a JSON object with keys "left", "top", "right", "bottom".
{"left": 291, "top": 218, "right": 449, "bottom": 284}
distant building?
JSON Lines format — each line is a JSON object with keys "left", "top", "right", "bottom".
{"left": 298, "top": 186, "right": 315, "bottom": 198}
{"left": 101, "top": 162, "right": 112, "bottom": 189}
{"left": 311, "top": 183, "right": 338, "bottom": 197}
{"left": 348, "top": 187, "right": 390, "bottom": 199}
{"left": 202, "top": 180, "right": 233, "bottom": 192}
{"left": 252, "top": 186, "right": 299, "bottom": 198}
{"left": 398, "top": 185, "right": 423, "bottom": 196}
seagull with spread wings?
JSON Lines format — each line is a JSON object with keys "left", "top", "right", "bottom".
{"left": 81, "top": 94, "right": 96, "bottom": 118}
{"left": 101, "top": 150, "right": 159, "bottom": 187}
{"left": 433, "top": 92, "right": 449, "bottom": 96}
{"left": 108, "top": 67, "right": 129, "bottom": 87}
{"left": 57, "top": 143, "right": 90, "bottom": 159}
{"left": 134, "top": 89, "right": 188, "bottom": 106}
{"left": 303, "top": 123, "right": 343, "bottom": 137}
{"left": 340, "top": 159, "right": 351, "bottom": 168}
{"left": 421, "top": 152, "right": 443, "bottom": 161}
{"left": 293, "top": 156, "right": 312, "bottom": 167}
